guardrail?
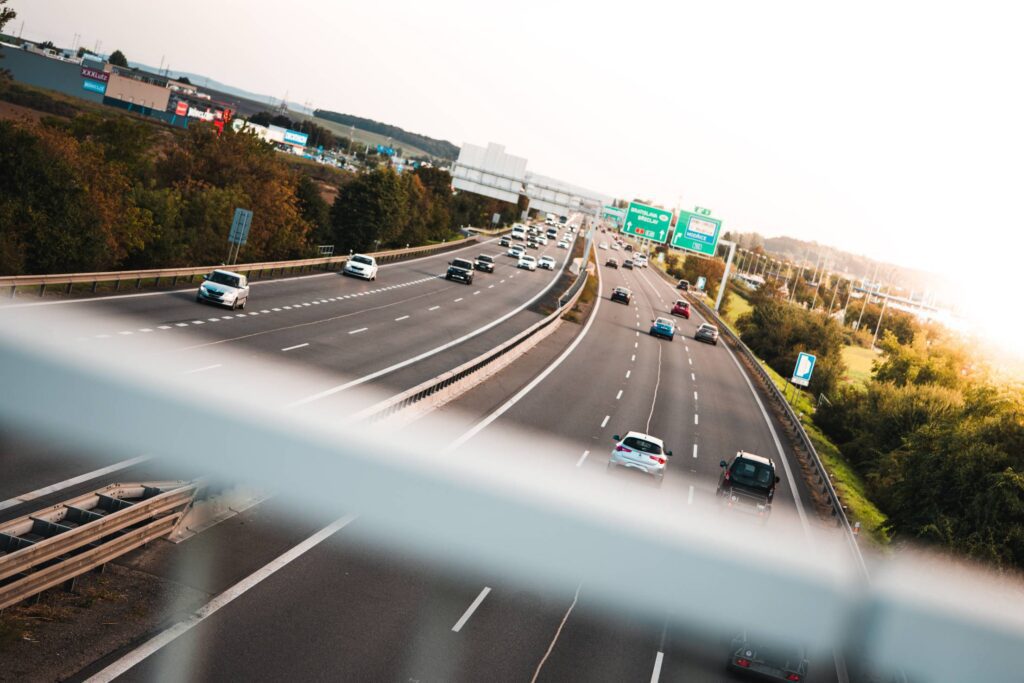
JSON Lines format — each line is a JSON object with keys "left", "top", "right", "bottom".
{"left": 680, "top": 286, "right": 868, "bottom": 575}
{"left": 0, "top": 237, "right": 480, "bottom": 299}
{"left": 0, "top": 481, "right": 197, "bottom": 611}
{"left": 356, "top": 248, "right": 593, "bottom": 422}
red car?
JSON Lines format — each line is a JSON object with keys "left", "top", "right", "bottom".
{"left": 671, "top": 300, "right": 691, "bottom": 319}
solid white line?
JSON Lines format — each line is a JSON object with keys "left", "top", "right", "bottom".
{"left": 394, "top": 315, "right": 410, "bottom": 322}
{"left": 694, "top": 414, "right": 699, "bottom": 425}
{"left": 576, "top": 450, "right": 590, "bottom": 468}
{"left": 645, "top": 344, "right": 663, "bottom": 434}
{"left": 600, "top": 415, "right": 610, "bottom": 428}
{"left": 687, "top": 487, "right": 694, "bottom": 505}
{"left": 651, "top": 651, "right": 665, "bottom": 682}
{"left": 428, "top": 305, "right": 441, "bottom": 311}
{"left": 616, "top": 390, "right": 623, "bottom": 400}
{"left": 348, "top": 327, "right": 368, "bottom": 335}
{"left": 84, "top": 516, "right": 355, "bottom": 683}
{"left": 0, "top": 455, "right": 153, "bottom": 512}
{"left": 531, "top": 584, "right": 583, "bottom": 683}
{"left": 184, "top": 364, "right": 221, "bottom": 375}
{"left": 281, "top": 343, "right": 309, "bottom": 352}
{"left": 451, "top": 586, "right": 491, "bottom": 633}
{"left": 693, "top": 444, "right": 698, "bottom": 459}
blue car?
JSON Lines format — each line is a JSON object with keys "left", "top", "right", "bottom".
{"left": 649, "top": 317, "right": 675, "bottom": 341}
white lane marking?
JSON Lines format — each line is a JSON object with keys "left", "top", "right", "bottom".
{"left": 235, "top": 313, "right": 247, "bottom": 317}
{"left": 394, "top": 315, "right": 410, "bottom": 322}
{"left": 184, "top": 364, "right": 222, "bottom": 375}
{"left": 283, "top": 306, "right": 292, "bottom": 310}
{"left": 616, "top": 390, "right": 623, "bottom": 400}
{"left": 693, "top": 444, "right": 698, "bottom": 459}
{"left": 0, "top": 456, "right": 153, "bottom": 512}
{"left": 687, "top": 487, "right": 694, "bottom": 505}
{"left": 312, "top": 301, "right": 321, "bottom": 305}
{"left": 636, "top": 321, "right": 640, "bottom": 327}
{"left": 694, "top": 414, "right": 699, "bottom": 425}
{"left": 530, "top": 584, "right": 582, "bottom": 683}
{"left": 645, "top": 344, "right": 663, "bottom": 434}
{"left": 272, "top": 308, "right": 281, "bottom": 312}
{"left": 691, "top": 373, "right": 695, "bottom": 381}
{"left": 694, "top": 391, "right": 698, "bottom": 401}
{"left": 428, "top": 305, "right": 441, "bottom": 311}
{"left": 600, "top": 415, "right": 610, "bottom": 428}
{"left": 208, "top": 318, "right": 220, "bottom": 322}
{"left": 348, "top": 327, "right": 368, "bottom": 335}
{"left": 500, "top": 279, "right": 505, "bottom": 284}
{"left": 635, "top": 342, "right": 638, "bottom": 348}
{"left": 303, "top": 302, "right": 313, "bottom": 305}
{"left": 488, "top": 284, "right": 495, "bottom": 289}
{"left": 631, "top": 354, "right": 636, "bottom": 362}
{"left": 452, "top": 586, "right": 492, "bottom": 633}
{"left": 635, "top": 331, "right": 639, "bottom": 337}
{"left": 117, "top": 331, "right": 133, "bottom": 336}
{"left": 454, "top": 297, "right": 464, "bottom": 302}
{"left": 281, "top": 343, "right": 309, "bottom": 352}
{"left": 685, "top": 345, "right": 690, "bottom": 352}
{"left": 261, "top": 309, "right": 271, "bottom": 313}
{"left": 191, "top": 320, "right": 204, "bottom": 325}
{"left": 688, "top": 358, "right": 693, "bottom": 365}
{"left": 84, "top": 516, "right": 355, "bottom": 683}
{"left": 158, "top": 325, "right": 172, "bottom": 329}
{"left": 248, "top": 312, "right": 258, "bottom": 317}
{"left": 576, "top": 450, "right": 590, "bottom": 468}
{"left": 473, "top": 290, "right": 481, "bottom": 295}
{"left": 221, "top": 316, "right": 233, "bottom": 320}
{"left": 175, "top": 323, "right": 189, "bottom": 328}
{"left": 626, "top": 370, "right": 631, "bottom": 379}
{"left": 139, "top": 328, "right": 154, "bottom": 332}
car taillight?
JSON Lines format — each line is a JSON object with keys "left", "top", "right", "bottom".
{"left": 615, "top": 446, "right": 630, "bottom": 452}
{"left": 735, "top": 658, "right": 751, "bottom": 668}
{"left": 786, "top": 674, "right": 801, "bottom": 681}
{"left": 649, "top": 456, "right": 665, "bottom": 464}
{"left": 724, "top": 470, "right": 730, "bottom": 481}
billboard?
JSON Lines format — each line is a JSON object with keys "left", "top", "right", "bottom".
{"left": 283, "top": 129, "right": 309, "bottom": 146}
{"left": 82, "top": 79, "right": 106, "bottom": 94}
{"left": 80, "top": 66, "right": 109, "bottom": 83}
{"left": 452, "top": 142, "right": 527, "bottom": 205}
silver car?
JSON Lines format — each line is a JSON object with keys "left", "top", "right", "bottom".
{"left": 608, "top": 431, "right": 673, "bottom": 483}
{"left": 196, "top": 269, "right": 249, "bottom": 310}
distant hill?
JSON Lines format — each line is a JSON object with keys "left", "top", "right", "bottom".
{"left": 314, "top": 109, "right": 459, "bottom": 160}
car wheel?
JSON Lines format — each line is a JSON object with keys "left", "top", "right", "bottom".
{"left": 195, "top": 295, "right": 202, "bottom": 303}
{"left": 240, "top": 299, "right": 246, "bottom": 310}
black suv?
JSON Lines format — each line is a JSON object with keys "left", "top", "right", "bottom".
{"left": 611, "top": 286, "right": 632, "bottom": 304}
{"left": 446, "top": 258, "right": 475, "bottom": 285}
{"left": 475, "top": 254, "right": 495, "bottom": 272}
{"left": 717, "top": 452, "right": 779, "bottom": 517}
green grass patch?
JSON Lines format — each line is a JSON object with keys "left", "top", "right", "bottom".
{"left": 841, "top": 345, "right": 877, "bottom": 388}
{"left": 721, "top": 289, "right": 753, "bottom": 328}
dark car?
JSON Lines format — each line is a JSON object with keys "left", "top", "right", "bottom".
{"left": 446, "top": 258, "right": 475, "bottom": 285}
{"left": 727, "top": 632, "right": 809, "bottom": 682}
{"left": 606, "top": 258, "right": 619, "bottom": 269}
{"left": 695, "top": 323, "right": 719, "bottom": 345}
{"left": 671, "top": 300, "right": 690, "bottom": 318}
{"left": 624, "top": 244, "right": 633, "bottom": 251}
{"left": 717, "top": 451, "right": 779, "bottom": 518}
{"left": 611, "top": 286, "right": 632, "bottom": 304}
{"left": 499, "top": 236, "right": 511, "bottom": 247}
{"left": 677, "top": 279, "right": 690, "bottom": 291}
{"left": 475, "top": 254, "right": 496, "bottom": 272}
{"left": 623, "top": 259, "right": 634, "bottom": 269}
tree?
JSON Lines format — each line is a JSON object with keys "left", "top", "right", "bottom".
{"left": 108, "top": 49, "right": 129, "bottom": 67}
{"left": 329, "top": 168, "right": 405, "bottom": 253}
{"left": 295, "top": 175, "right": 331, "bottom": 248}
{"left": 414, "top": 167, "right": 453, "bottom": 239}
{"left": 0, "top": 0, "right": 15, "bottom": 81}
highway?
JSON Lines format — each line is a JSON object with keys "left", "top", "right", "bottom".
{"left": 59, "top": 233, "right": 839, "bottom": 682}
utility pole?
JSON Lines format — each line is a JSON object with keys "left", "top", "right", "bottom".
{"left": 856, "top": 263, "right": 880, "bottom": 331}
{"left": 872, "top": 282, "right": 891, "bottom": 349}
{"left": 715, "top": 240, "right": 737, "bottom": 313}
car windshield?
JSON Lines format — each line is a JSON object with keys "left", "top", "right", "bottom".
{"left": 452, "top": 260, "right": 473, "bottom": 269}
{"left": 730, "top": 459, "right": 774, "bottom": 489}
{"left": 209, "top": 272, "right": 240, "bottom": 287}
{"left": 353, "top": 255, "right": 373, "bottom": 265}
{"left": 623, "top": 436, "right": 662, "bottom": 455}
{"left": 479, "top": 256, "right": 493, "bottom": 262}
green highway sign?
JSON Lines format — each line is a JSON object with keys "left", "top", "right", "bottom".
{"left": 670, "top": 210, "right": 722, "bottom": 256}
{"left": 603, "top": 205, "right": 626, "bottom": 227}
{"left": 622, "top": 201, "right": 672, "bottom": 243}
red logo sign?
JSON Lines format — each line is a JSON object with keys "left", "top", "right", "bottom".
{"left": 175, "top": 101, "right": 188, "bottom": 116}
{"left": 80, "top": 67, "right": 109, "bottom": 83}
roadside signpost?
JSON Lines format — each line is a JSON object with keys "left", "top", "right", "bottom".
{"left": 621, "top": 201, "right": 672, "bottom": 244}
{"left": 791, "top": 352, "right": 817, "bottom": 387}
{"left": 670, "top": 209, "right": 723, "bottom": 256}
{"left": 227, "top": 208, "right": 253, "bottom": 265}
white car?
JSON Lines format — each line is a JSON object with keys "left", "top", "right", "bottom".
{"left": 557, "top": 240, "right": 569, "bottom": 249}
{"left": 538, "top": 256, "right": 556, "bottom": 270}
{"left": 343, "top": 254, "right": 378, "bottom": 280}
{"left": 536, "top": 235, "right": 548, "bottom": 245}
{"left": 608, "top": 431, "right": 673, "bottom": 483}
{"left": 507, "top": 244, "right": 526, "bottom": 257}
{"left": 517, "top": 255, "right": 538, "bottom": 271}
{"left": 599, "top": 242, "right": 609, "bottom": 250}
{"left": 196, "top": 269, "right": 249, "bottom": 310}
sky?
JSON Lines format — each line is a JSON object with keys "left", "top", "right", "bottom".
{"left": 13, "top": 1, "right": 1024, "bottom": 349}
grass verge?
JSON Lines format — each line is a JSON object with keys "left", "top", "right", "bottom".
{"left": 841, "top": 344, "right": 876, "bottom": 388}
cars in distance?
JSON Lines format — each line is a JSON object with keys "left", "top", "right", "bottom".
{"left": 499, "top": 236, "right": 511, "bottom": 247}
{"left": 610, "top": 286, "right": 631, "bottom": 304}
{"left": 538, "top": 255, "right": 556, "bottom": 270}
{"left": 634, "top": 253, "right": 648, "bottom": 267}
{"left": 526, "top": 238, "right": 540, "bottom": 249}
{"left": 624, "top": 243, "right": 633, "bottom": 252}
{"left": 608, "top": 431, "right": 673, "bottom": 483}
{"left": 671, "top": 300, "right": 691, "bottom": 318}
{"left": 508, "top": 244, "right": 526, "bottom": 258}
{"left": 695, "top": 323, "right": 720, "bottom": 345}
{"left": 677, "top": 279, "right": 690, "bottom": 291}
{"left": 727, "top": 632, "right": 808, "bottom": 681}
{"left": 599, "top": 242, "right": 609, "bottom": 250}
{"left": 518, "top": 254, "right": 538, "bottom": 271}
{"left": 196, "top": 269, "right": 249, "bottom": 309}
{"left": 557, "top": 239, "right": 570, "bottom": 249}
{"left": 343, "top": 254, "right": 378, "bottom": 280}
{"left": 623, "top": 259, "right": 634, "bottom": 269}
{"left": 475, "top": 254, "right": 496, "bottom": 272}
{"left": 511, "top": 226, "right": 526, "bottom": 240}
{"left": 446, "top": 258, "right": 475, "bottom": 284}
{"left": 649, "top": 317, "right": 676, "bottom": 341}
{"left": 717, "top": 451, "right": 779, "bottom": 519}
{"left": 605, "top": 257, "right": 619, "bottom": 268}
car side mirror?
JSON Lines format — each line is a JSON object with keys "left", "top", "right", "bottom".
{"left": 775, "top": 476, "right": 780, "bottom": 483}
{"left": 203, "top": 274, "right": 210, "bottom": 281}
{"left": 665, "top": 450, "right": 673, "bottom": 457}
{"left": 612, "top": 435, "right": 620, "bottom": 441}
{"left": 719, "top": 460, "right": 727, "bottom": 468}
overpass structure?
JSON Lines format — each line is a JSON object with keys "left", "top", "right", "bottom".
{"left": 452, "top": 142, "right": 612, "bottom": 218}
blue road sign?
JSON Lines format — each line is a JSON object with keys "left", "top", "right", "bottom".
{"left": 696, "top": 276, "right": 707, "bottom": 291}
{"left": 228, "top": 208, "right": 253, "bottom": 246}
{"left": 791, "top": 352, "right": 817, "bottom": 387}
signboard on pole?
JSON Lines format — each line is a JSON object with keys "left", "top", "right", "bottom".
{"left": 670, "top": 210, "right": 723, "bottom": 256}
{"left": 621, "top": 201, "right": 671, "bottom": 243}
{"left": 791, "top": 352, "right": 817, "bottom": 387}
{"left": 602, "top": 205, "right": 626, "bottom": 226}
{"left": 228, "top": 208, "right": 253, "bottom": 246}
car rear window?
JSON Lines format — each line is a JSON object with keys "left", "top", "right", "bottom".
{"left": 730, "top": 459, "right": 774, "bottom": 488}
{"left": 623, "top": 437, "right": 662, "bottom": 455}
{"left": 452, "top": 259, "right": 473, "bottom": 269}
{"left": 478, "top": 255, "right": 493, "bottom": 263}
